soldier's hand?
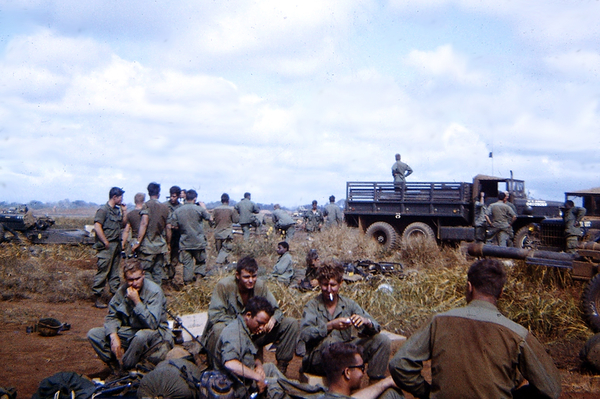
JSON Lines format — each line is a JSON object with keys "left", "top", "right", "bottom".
{"left": 330, "top": 317, "right": 352, "bottom": 331}
{"left": 126, "top": 287, "right": 141, "bottom": 305}
{"left": 110, "top": 334, "right": 124, "bottom": 360}
{"left": 263, "top": 317, "right": 276, "bottom": 334}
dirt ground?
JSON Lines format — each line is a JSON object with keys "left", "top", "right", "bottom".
{"left": 1, "top": 296, "right": 600, "bottom": 398}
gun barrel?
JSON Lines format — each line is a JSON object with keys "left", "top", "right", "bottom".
{"left": 468, "top": 243, "right": 576, "bottom": 262}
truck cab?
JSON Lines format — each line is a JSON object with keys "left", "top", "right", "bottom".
{"left": 516, "top": 188, "right": 600, "bottom": 251}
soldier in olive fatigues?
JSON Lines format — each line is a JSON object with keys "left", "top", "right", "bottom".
{"left": 392, "top": 153, "right": 413, "bottom": 188}
{"left": 164, "top": 186, "right": 182, "bottom": 280}
{"left": 485, "top": 192, "right": 516, "bottom": 247}
{"left": 212, "top": 193, "right": 239, "bottom": 265}
{"left": 201, "top": 257, "right": 299, "bottom": 374}
{"left": 121, "top": 193, "right": 145, "bottom": 257}
{"left": 216, "top": 297, "right": 287, "bottom": 398}
{"left": 303, "top": 200, "right": 324, "bottom": 233}
{"left": 271, "top": 204, "right": 296, "bottom": 240}
{"left": 170, "top": 190, "right": 212, "bottom": 283}
{"left": 474, "top": 191, "right": 487, "bottom": 243}
{"left": 299, "top": 262, "right": 390, "bottom": 380}
{"left": 132, "top": 183, "right": 170, "bottom": 285}
{"left": 323, "top": 195, "right": 344, "bottom": 228}
{"left": 235, "top": 192, "right": 260, "bottom": 241}
{"left": 92, "top": 187, "right": 128, "bottom": 308}
{"left": 564, "top": 200, "right": 586, "bottom": 253}
{"left": 87, "top": 260, "right": 173, "bottom": 371}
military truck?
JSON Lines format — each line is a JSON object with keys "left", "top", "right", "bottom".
{"left": 344, "top": 173, "right": 562, "bottom": 249}
{"left": 514, "top": 188, "right": 600, "bottom": 251}
{"left": 0, "top": 206, "right": 94, "bottom": 245}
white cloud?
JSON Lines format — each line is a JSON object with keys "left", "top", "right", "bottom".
{"left": 406, "top": 44, "right": 486, "bottom": 85}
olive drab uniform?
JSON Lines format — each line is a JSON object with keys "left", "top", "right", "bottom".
{"left": 235, "top": 198, "right": 260, "bottom": 240}
{"left": 474, "top": 200, "right": 487, "bottom": 243}
{"left": 564, "top": 206, "right": 586, "bottom": 253}
{"left": 392, "top": 161, "right": 413, "bottom": 184}
{"left": 201, "top": 276, "right": 299, "bottom": 369}
{"left": 212, "top": 204, "right": 240, "bottom": 265}
{"left": 87, "top": 278, "right": 174, "bottom": 370}
{"left": 138, "top": 199, "right": 170, "bottom": 285}
{"left": 271, "top": 208, "right": 296, "bottom": 240}
{"left": 323, "top": 203, "right": 344, "bottom": 227}
{"left": 170, "top": 203, "right": 212, "bottom": 283}
{"left": 216, "top": 316, "right": 286, "bottom": 398}
{"left": 303, "top": 209, "right": 324, "bottom": 233}
{"left": 271, "top": 251, "right": 294, "bottom": 285}
{"left": 299, "top": 294, "right": 390, "bottom": 380}
{"left": 92, "top": 203, "right": 124, "bottom": 296}
{"left": 486, "top": 201, "right": 516, "bottom": 247}
{"left": 164, "top": 200, "right": 182, "bottom": 279}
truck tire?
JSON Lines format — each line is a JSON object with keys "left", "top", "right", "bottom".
{"left": 365, "top": 222, "right": 398, "bottom": 250}
{"left": 583, "top": 273, "right": 600, "bottom": 333}
{"left": 402, "top": 222, "right": 435, "bottom": 245}
{"left": 514, "top": 225, "right": 540, "bottom": 250}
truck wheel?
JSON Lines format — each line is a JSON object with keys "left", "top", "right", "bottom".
{"left": 582, "top": 273, "right": 600, "bottom": 333}
{"left": 514, "top": 225, "right": 540, "bottom": 250}
{"left": 402, "top": 222, "right": 435, "bottom": 245}
{"left": 365, "top": 222, "right": 398, "bottom": 250}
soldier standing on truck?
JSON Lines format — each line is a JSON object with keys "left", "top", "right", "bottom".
{"left": 92, "top": 187, "right": 128, "bottom": 309}
{"left": 392, "top": 153, "right": 413, "bottom": 190}
{"left": 485, "top": 192, "right": 516, "bottom": 247}
{"left": 564, "top": 200, "right": 586, "bottom": 253}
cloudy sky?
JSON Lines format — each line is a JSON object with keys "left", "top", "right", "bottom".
{"left": 1, "top": 1, "right": 599, "bottom": 207}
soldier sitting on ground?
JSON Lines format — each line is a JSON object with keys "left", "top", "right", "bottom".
{"left": 321, "top": 342, "right": 404, "bottom": 399}
{"left": 299, "top": 261, "right": 390, "bottom": 382}
{"left": 271, "top": 241, "right": 294, "bottom": 285}
{"left": 201, "top": 256, "right": 299, "bottom": 375}
{"left": 87, "top": 259, "right": 173, "bottom": 373}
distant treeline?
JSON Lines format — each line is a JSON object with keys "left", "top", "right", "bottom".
{"left": 0, "top": 199, "right": 345, "bottom": 212}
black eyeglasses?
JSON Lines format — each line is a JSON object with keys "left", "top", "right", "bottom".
{"left": 347, "top": 363, "right": 365, "bottom": 372}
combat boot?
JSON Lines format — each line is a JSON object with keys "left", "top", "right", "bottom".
{"left": 94, "top": 294, "right": 107, "bottom": 309}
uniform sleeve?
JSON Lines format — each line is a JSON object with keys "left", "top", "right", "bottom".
{"left": 349, "top": 300, "right": 381, "bottom": 336}
{"left": 232, "top": 208, "right": 240, "bottom": 224}
{"left": 406, "top": 165, "right": 413, "bottom": 177}
{"left": 104, "top": 293, "right": 125, "bottom": 336}
{"left": 219, "top": 326, "right": 243, "bottom": 364}
{"left": 299, "top": 299, "right": 328, "bottom": 347}
{"left": 577, "top": 207, "right": 586, "bottom": 221}
{"left": 140, "top": 203, "right": 149, "bottom": 217}
{"left": 518, "top": 333, "right": 562, "bottom": 399}
{"left": 208, "top": 281, "right": 237, "bottom": 325}
{"left": 94, "top": 207, "right": 107, "bottom": 225}
{"left": 132, "top": 287, "right": 165, "bottom": 330}
{"left": 389, "top": 319, "right": 433, "bottom": 399}
{"left": 169, "top": 210, "right": 179, "bottom": 229}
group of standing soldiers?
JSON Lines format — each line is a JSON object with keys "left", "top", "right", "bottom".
{"left": 91, "top": 183, "right": 346, "bottom": 308}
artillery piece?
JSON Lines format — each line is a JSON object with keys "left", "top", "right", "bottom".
{"left": 0, "top": 206, "right": 94, "bottom": 245}
{"left": 468, "top": 242, "right": 600, "bottom": 332}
